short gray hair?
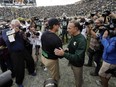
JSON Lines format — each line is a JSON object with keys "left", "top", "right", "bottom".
{"left": 11, "top": 19, "right": 21, "bottom": 25}
{"left": 69, "top": 20, "right": 83, "bottom": 31}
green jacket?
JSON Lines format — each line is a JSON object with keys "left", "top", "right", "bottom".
{"left": 64, "top": 34, "right": 87, "bottom": 67}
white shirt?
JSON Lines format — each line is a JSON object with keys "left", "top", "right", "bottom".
{"left": 81, "top": 28, "right": 87, "bottom": 39}
{"left": 28, "top": 31, "right": 42, "bottom": 49}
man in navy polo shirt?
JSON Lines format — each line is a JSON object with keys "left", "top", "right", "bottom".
{"left": 2, "top": 19, "right": 36, "bottom": 87}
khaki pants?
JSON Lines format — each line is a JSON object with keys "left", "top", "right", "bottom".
{"left": 41, "top": 56, "right": 60, "bottom": 81}
{"left": 71, "top": 65, "right": 83, "bottom": 87}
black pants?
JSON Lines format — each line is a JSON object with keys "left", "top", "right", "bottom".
{"left": 0, "top": 55, "right": 13, "bottom": 73}
{"left": 62, "top": 29, "right": 68, "bottom": 43}
{"left": 10, "top": 49, "right": 35, "bottom": 85}
{"left": 87, "top": 48, "right": 102, "bottom": 74}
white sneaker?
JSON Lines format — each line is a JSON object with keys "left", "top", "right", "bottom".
{"left": 21, "top": 3, "right": 25, "bottom": 5}
{"left": 96, "top": 80, "right": 102, "bottom": 86}
{"left": 44, "top": 67, "right": 48, "bottom": 71}
{"left": 15, "top": 2, "right": 19, "bottom": 5}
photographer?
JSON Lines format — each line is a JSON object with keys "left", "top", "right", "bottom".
{"left": 99, "top": 25, "right": 116, "bottom": 87}
{"left": 85, "top": 19, "right": 104, "bottom": 76}
{"left": 2, "top": 19, "right": 36, "bottom": 87}
{"left": 33, "top": 17, "right": 42, "bottom": 31}
{"left": 26, "top": 25, "right": 42, "bottom": 65}
{"left": 102, "top": 10, "right": 116, "bottom": 24}
{"left": 90, "top": 12, "right": 99, "bottom": 21}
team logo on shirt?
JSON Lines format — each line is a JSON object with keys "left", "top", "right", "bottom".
{"left": 73, "top": 42, "right": 77, "bottom": 46}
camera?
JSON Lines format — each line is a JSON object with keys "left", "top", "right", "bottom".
{"left": 85, "top": 20, "right": 94, "bottom": 25}
{"left": 44, "top": 78, "right": 57, "bottom": 87}
{"left": 90, "top": 12, "right": 96, "bottom": 17}
{"left": 33, "top": 32, "right": 40, "bottom": 36}
{"left": 26, "top": 31, "right": 40, "bottom": 38}
{"left": 90, "top": 13, "right": 96, "bottom": 17}
{"left": 103, "top": 18, "right": 116, "bottom": 30}
{"left": 104, "top": 23, "right": 116, "bottom": 30}
{"left": 19, "top": 26, "right": 26, "bottom": 32}
{"left": 102, "top": 10, "right": 111, "bottom": 17}
{"left": 26, "top": 32, "right": 31, "bottom": 37}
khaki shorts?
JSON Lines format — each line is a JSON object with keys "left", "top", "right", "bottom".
{"left": 41, "top": 56, "right": 60, "bottom": 81}
{"left": 99, "top": 61, "right": 116, "bottom": 78}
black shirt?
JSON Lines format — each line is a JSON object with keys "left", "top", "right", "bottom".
{"left": 62, "top": 19, "right": 68, "bottom": 29}
{"left": 41, "top": 31, "right": 62, "bottom": 59}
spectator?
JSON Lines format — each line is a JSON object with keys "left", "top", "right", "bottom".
{"left": 85, "top": 19, "right": 104, "bottom": 76}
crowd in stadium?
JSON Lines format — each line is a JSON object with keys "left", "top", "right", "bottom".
{"left": 0, "top": 0, "right": 115, "bottom": 20}
{"left": 0, "top": 0, "right": 116, "bottom": 87}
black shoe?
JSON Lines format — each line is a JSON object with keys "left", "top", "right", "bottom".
{"left": 18, "top": 84, "right": 24, "bottom": 87}
{"left": 84, "top": 64, "right": 92, "bottom": 67}
{"left": 32, "top": 73, "right": 36, "bottom": 76}
{"left": 29, "top": 71, "right": 36, "bottom": 76}
{"left": 90, "top": 72, "right": 98, "bottom": 76}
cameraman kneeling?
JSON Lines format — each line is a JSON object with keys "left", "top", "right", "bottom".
{"left": 99, "top": 27, "right": 116, "bottom": 87}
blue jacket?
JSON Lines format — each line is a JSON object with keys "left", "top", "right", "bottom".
{"left": 101, "top": 37, "right": 116, "bottom": 64}
{"left": 2, "top": 29, "right": 25, "bottom": 52}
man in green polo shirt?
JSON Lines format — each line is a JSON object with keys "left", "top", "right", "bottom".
{"left": 54, "top": 20, "right": 87, "bottom": 87}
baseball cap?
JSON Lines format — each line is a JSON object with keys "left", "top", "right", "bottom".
{"left": 48, "top": 18, "right": 60, "bottom": 27}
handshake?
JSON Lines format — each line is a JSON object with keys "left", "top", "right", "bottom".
{"left": 54, "top": 47, "right": 69, "bottom": 56}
